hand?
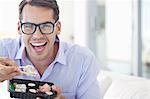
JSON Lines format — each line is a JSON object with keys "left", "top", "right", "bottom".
{"left": 0, "top": 57, "right": 21, "bottom": 81}
{"left": 52, "top": 85, "right": 65, "bottom": 99}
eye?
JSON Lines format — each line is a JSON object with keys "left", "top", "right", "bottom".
{"left": 23, "top": 23, "right": 34, "bottom": 29}
{"left": 40, "top": 23, "right": 52, "bottom": 29}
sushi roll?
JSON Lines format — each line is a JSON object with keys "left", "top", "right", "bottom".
{"left": 45, "top": 91, "right": 53, "bottom": 95}
{"left": 28, "top": 83, "right": 36, "bottom": 87}
{"left": 38, "top": 83, "right": 51, "bottom": 92}
{"left": 20, "top": 65, "right": 38, "bottom": 76}
{"left": 15, "top": 89, "right": 26, "bottom": 92}
{"left": 15, "top": 84, "right": 26, "bottom": 89}
{"left": 15, "top": 88, "right": 22, "bottom": 92}
{"left": 15, "top": 84, "right": 27, "bottom": 92}
{"left": 29, "top": 89, "right": 37, "bottom": 93}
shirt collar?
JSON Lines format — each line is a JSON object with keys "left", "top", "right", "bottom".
{"left": 15, "top": 36, "right": 66, "bottom": 66}
{"left": 54, "top": 41, "right": 66, "bottom": 65}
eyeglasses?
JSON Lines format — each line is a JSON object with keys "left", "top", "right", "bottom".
{"left": 20, "top": 21, "right": 56, "bottom": 35}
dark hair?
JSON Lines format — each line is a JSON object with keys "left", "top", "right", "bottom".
{"left": 19, "top": 0, "right": 59, "bottom": 22}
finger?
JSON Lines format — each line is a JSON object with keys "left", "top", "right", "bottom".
{"left": 5, "top": 71, "right": 21, "bottom": 80}
{"left": 1, "top": 66, "right": 20, "bottom": 77}
{"left": 0, "top": 57, "right": 18, "bottom": 67}
{"left": 0, "top": 57, "right": 7, "bottom": 65}
{"left": 5, "top": 58, "right": 18, "bottom": 66}
{"left": 6, "top": 66, "right": 20, "bottom": 74}
{"left": 52, "top": 85, "right": 64, "bottom": 99}
{"left": 0, "top": 65, "right": 17, "bottom": 75}
{"left": 52, "top": 85, "right": 61, "bottom": 95}
{"left": 0, "top": 71, "right": 21, "bottom": 81}
{"left": 59, "top": 96, "right": 65, "bottom": 99}
{"left": 54, "top": 96, "right": 65, "bottom": 99}
{"left": 8, "top": 69, "right": 21, "bottom": 76}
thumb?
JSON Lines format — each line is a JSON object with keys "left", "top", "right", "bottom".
{"left": 7, "top": 66, "right": 20, "bottom": 74}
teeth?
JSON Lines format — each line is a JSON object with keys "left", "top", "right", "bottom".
{"left": 31, "top": 42, "right": 46, "bottom": 47}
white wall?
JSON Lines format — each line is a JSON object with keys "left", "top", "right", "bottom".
{"left": 73, "top": 0, "right": 88, "bottom": 46}
{"left": 57, "top": 0, "right": 74, "bottom": 43}
{"left": 106, "top": 0, "right": 132, "bottom": 61}
{"left": 105, "top": 0, "right": 133, "bottom": 74}
{"left": 0, "top": 0, "right": 19, "bottom": 37}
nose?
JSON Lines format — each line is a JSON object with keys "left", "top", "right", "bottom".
{"left": 32, "top": 26, "right": 43, "bottom": 38}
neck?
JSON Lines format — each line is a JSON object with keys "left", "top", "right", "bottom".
{"left": 27, "top": 42, "right": 59, "bottom": 76}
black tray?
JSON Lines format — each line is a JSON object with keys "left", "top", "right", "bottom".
{"left": 9, "top": 79, "right": 57, "bottom": 99}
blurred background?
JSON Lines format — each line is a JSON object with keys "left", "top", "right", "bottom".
{"left": 0, "top": 0, "right": 150, "bottom": 79}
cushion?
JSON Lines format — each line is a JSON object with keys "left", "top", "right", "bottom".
{"left": 97, "top": 72, "right": 112, "bottom": 98}
{"left": 104, "top": 79, "right": 150, "bottom": 99}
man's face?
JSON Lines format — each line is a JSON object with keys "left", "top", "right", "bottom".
{"left": 20, "top": 4, "right": 61, "bottom": 61}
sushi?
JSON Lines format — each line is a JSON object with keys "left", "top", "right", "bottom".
{"left": 9, "top": 79, "right": 57, "bottom": 99}
{"left": 20, "top": 65, "right": 38, "bottom": 76}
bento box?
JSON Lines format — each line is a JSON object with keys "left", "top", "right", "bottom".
{"left": 9, "top": 78, "right": 57, "bottom": 99}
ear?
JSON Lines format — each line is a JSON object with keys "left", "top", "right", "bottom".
{"left": 18, "top": 21, "right": 22, "bottom": 35}
{"left": 56, "top": 21, "right": 61, "bottom": 35}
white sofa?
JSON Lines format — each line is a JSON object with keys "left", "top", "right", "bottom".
{"left": 98, "top": 70, "right": 150, "bottom": 99}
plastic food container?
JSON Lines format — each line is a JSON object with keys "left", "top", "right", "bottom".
{"left": 9, "top": 79, "right": 57, "bottom": 99}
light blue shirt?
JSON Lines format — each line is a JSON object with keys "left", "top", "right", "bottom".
{"left": 0, "top": 36, "right": 101, "bottom": 99}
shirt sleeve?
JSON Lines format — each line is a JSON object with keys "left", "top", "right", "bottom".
{"left": 76, "top": 50, "right": 101, "bottom": 99}
{"left": 0, "top": 40, "right": 7, "bottom": 57}
{"left": 0, "top": 38, "right": 20, "bottom": 58}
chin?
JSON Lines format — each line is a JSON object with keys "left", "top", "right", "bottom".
{"left": 33, "top": 54, "right": 48, "bottom": 61}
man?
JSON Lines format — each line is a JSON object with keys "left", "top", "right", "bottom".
{"left": 0, "top": 0, "right": 101, "bottom": 99}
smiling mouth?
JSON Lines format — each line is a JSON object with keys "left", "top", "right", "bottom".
{"left": 30, "top": 42, "right": 47, "bottom": 53}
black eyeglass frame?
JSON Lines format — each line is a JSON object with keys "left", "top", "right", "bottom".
{"left": 20, "top": 21, "right": 56, "bottom": 35}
